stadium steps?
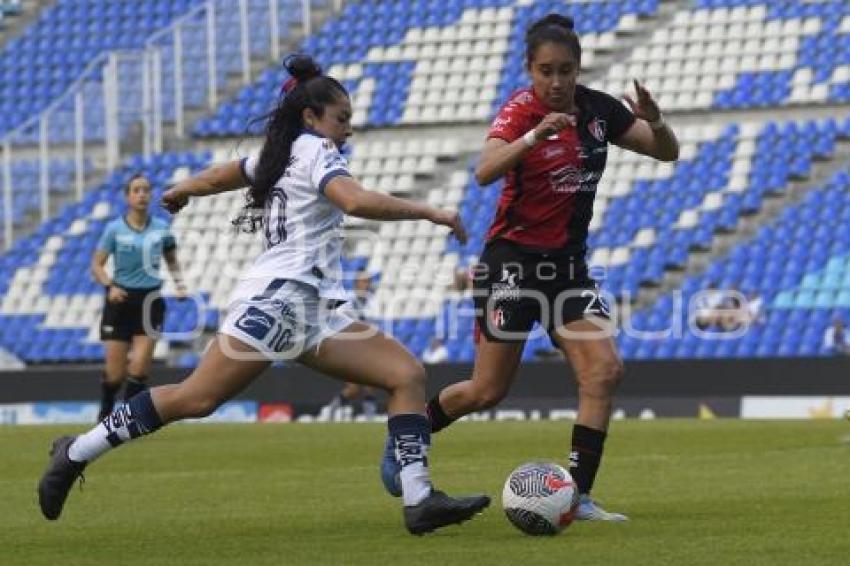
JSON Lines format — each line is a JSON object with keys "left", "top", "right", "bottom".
{"left": 635, "top": 134, "right": 850, "bottom": 310}
{"left": 341, "top": 138, "right": 467, "bottom": 251}
{"left": 6, "top": 147, "right": 110, "bottom": 245}
{"left": 0, "top": 345, "right": 24, "bottom": 370}
{"left": 581, "top": 0, "right": 689, "bottom": 85}
{"left": 0, "top": 0, "right": 54, "bottom": 50}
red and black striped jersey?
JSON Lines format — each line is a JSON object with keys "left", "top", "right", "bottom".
{"left": 486, "top": 84, "right": 636, "bottom": 254}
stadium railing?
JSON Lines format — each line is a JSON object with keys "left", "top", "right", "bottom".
{"left": 0, "top": 0, "right": 337, "bottom": 251}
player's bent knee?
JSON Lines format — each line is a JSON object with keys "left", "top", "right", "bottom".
{"left": 470, "top": 385, "right": 509, "bottom": 411}
{"left": 577, "top": 358, "right": 624, "bottom": 397}
{"left": 185, "top": 395, "right": 221, "bottom": 419}
{"left": 383, "top": 360, "right": 427, "bottom": 394}
{"left": 170, "top": 387, "right": 222, "bottom": 419}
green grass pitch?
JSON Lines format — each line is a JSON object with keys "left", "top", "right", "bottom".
{"left": 2, "top": 420, "right": 849, "bottom": 565}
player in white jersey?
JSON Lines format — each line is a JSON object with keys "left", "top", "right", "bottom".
{"left": 38, "top": 54, "right": 490, "bottom": 535}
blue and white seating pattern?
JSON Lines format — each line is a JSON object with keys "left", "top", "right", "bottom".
{"left": 0, "top": 0, "right": 310, "bottom": 144}
{"left": 622, "top": 169, "right": 850, "bottom": 359}
{"left": 0, "top": 0, "right": 205, "bottom": 137}
{"left": 196, "top": 0, "right": 663, "bottom": 135}
{"left": 594, "top": 1, "right": 850, "bottom": 111}
{"left": 0, "top": 158, "right": 93, "bottom": 248}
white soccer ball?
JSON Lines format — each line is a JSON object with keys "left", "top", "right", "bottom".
{"left": 502, "top": 462, "right": 579, "bottom": 535}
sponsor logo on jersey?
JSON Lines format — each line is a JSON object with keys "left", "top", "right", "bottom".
{"left": 324, "top": 152, "right": 347, "bottom": 169}
{"left": 235, "top": 306, "right": 276, "bottom": 341}
{"left": 588, "top": 118, "right": 607, "bottom": 143}
{"left": 549, "top": 165, "right": 603, "bottom": 193}
{"left": 270, "top": 299, "right": 299, "bottom": 327}
{"left": 543, "top": 145, "right": 566, "bottom": 159}
{"left": 549, "top": 164, "right": 582, "bottom": 193}
{"left": 492, "top": 116, "right": 512, "bottom": 130}
{"left": 491, "top": 268, "right": 521, "bottom": 304}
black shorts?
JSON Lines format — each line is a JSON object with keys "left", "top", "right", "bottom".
{"left": 472, "top": 240, "right": 609, "bottom": 343}
{"left": 100, "top": 286, "right": 166, "bottom": 342}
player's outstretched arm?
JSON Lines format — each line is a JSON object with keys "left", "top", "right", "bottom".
{"left": 162, "top": 161, "right": 248, "bottom": 213}
{"left": 324, "top": 175, "right": 467, "bottom": 244}
{"left": 615, "top": 79, "right": 679, "bottom": 162}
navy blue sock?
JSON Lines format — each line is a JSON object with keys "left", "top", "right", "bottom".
{"left": 69, "top": 390, "right": 165, "bottom": 462}
{"left": 126, "top": 390, "right": 164, "bottom": 435}
{"left": 388, "top": 414, "right": 432, "bottom": 505}
{"left": 388, "top": 414, "right": 431, "bottom": 456}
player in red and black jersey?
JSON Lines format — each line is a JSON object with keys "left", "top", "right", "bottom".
{"left": 382, "top": 13, "right": 679, "bottom": 521}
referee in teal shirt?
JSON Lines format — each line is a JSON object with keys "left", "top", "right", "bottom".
{"left": 91, "top": 175, "right": 187, "bottom": 421}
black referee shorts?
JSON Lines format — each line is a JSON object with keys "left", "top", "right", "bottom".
{"left": 472, "top": 239, "right": 610, "bottom": 343}
{"left": 100, "top": 286, "right": 166, "bottom": 342}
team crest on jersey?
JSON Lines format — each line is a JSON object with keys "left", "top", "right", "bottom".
{"left": 322, "top": 139, "right": 335, "bottom": 151}
{"left": 513, "top": 91, "right": 533, "bottom": 104}
{"left": 588, "top": 118, "right": 606, "bottom": 142}
{"left": 491, "top": 306, "right": 507, "bottom": 329}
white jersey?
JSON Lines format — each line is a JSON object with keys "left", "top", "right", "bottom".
{"left": 238, "top": 131, "right": 352, "bottom": 300}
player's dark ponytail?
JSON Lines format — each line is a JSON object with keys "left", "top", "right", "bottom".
{"left": 233, "top": 53, "right": 348, "bottom": 233}
{"left": 525, "top": 13, "right": 581, "bottom": 64}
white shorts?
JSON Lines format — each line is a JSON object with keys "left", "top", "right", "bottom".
{"left": 220, "top": 278, "right": 356, "bottom": 360}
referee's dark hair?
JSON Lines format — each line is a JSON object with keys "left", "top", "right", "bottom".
{"left": 525, "top": 14, "right": 581, "bottom": 64}
{"left": 234, "top": 53, "right": 348, "bottom": 233}
{"left": 124, "top": 173, "right": 148, "bottom": 194}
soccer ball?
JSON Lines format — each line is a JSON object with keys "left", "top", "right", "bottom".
{"left": 502, "top": 462, "right": 579, "bottom": 535}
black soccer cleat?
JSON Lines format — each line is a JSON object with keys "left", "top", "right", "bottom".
{"left": 37, "top": 436, "right": 86, "bottom": 520}
{"left": 403, "top": 490, "right": 491, "bottom": 535}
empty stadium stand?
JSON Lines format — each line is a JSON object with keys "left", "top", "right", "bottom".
{"left": 2, "top": 0, "right": 849, "bottom": 366}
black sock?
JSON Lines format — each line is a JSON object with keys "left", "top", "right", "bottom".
{"left": 123, "top": 376, "right": 148, "bottom": 402}
{"left": 99, "top": 379, "right": 120, "bottom": 420}
{"left": 426, "top": 395, "right": 455, "bottom": 433}
{"left": 569, "top": 424, "right": 607, "bottom": 494}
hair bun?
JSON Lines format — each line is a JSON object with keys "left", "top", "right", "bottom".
{"left": 283, "top": 53, "right": 323, "bottom": 82}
